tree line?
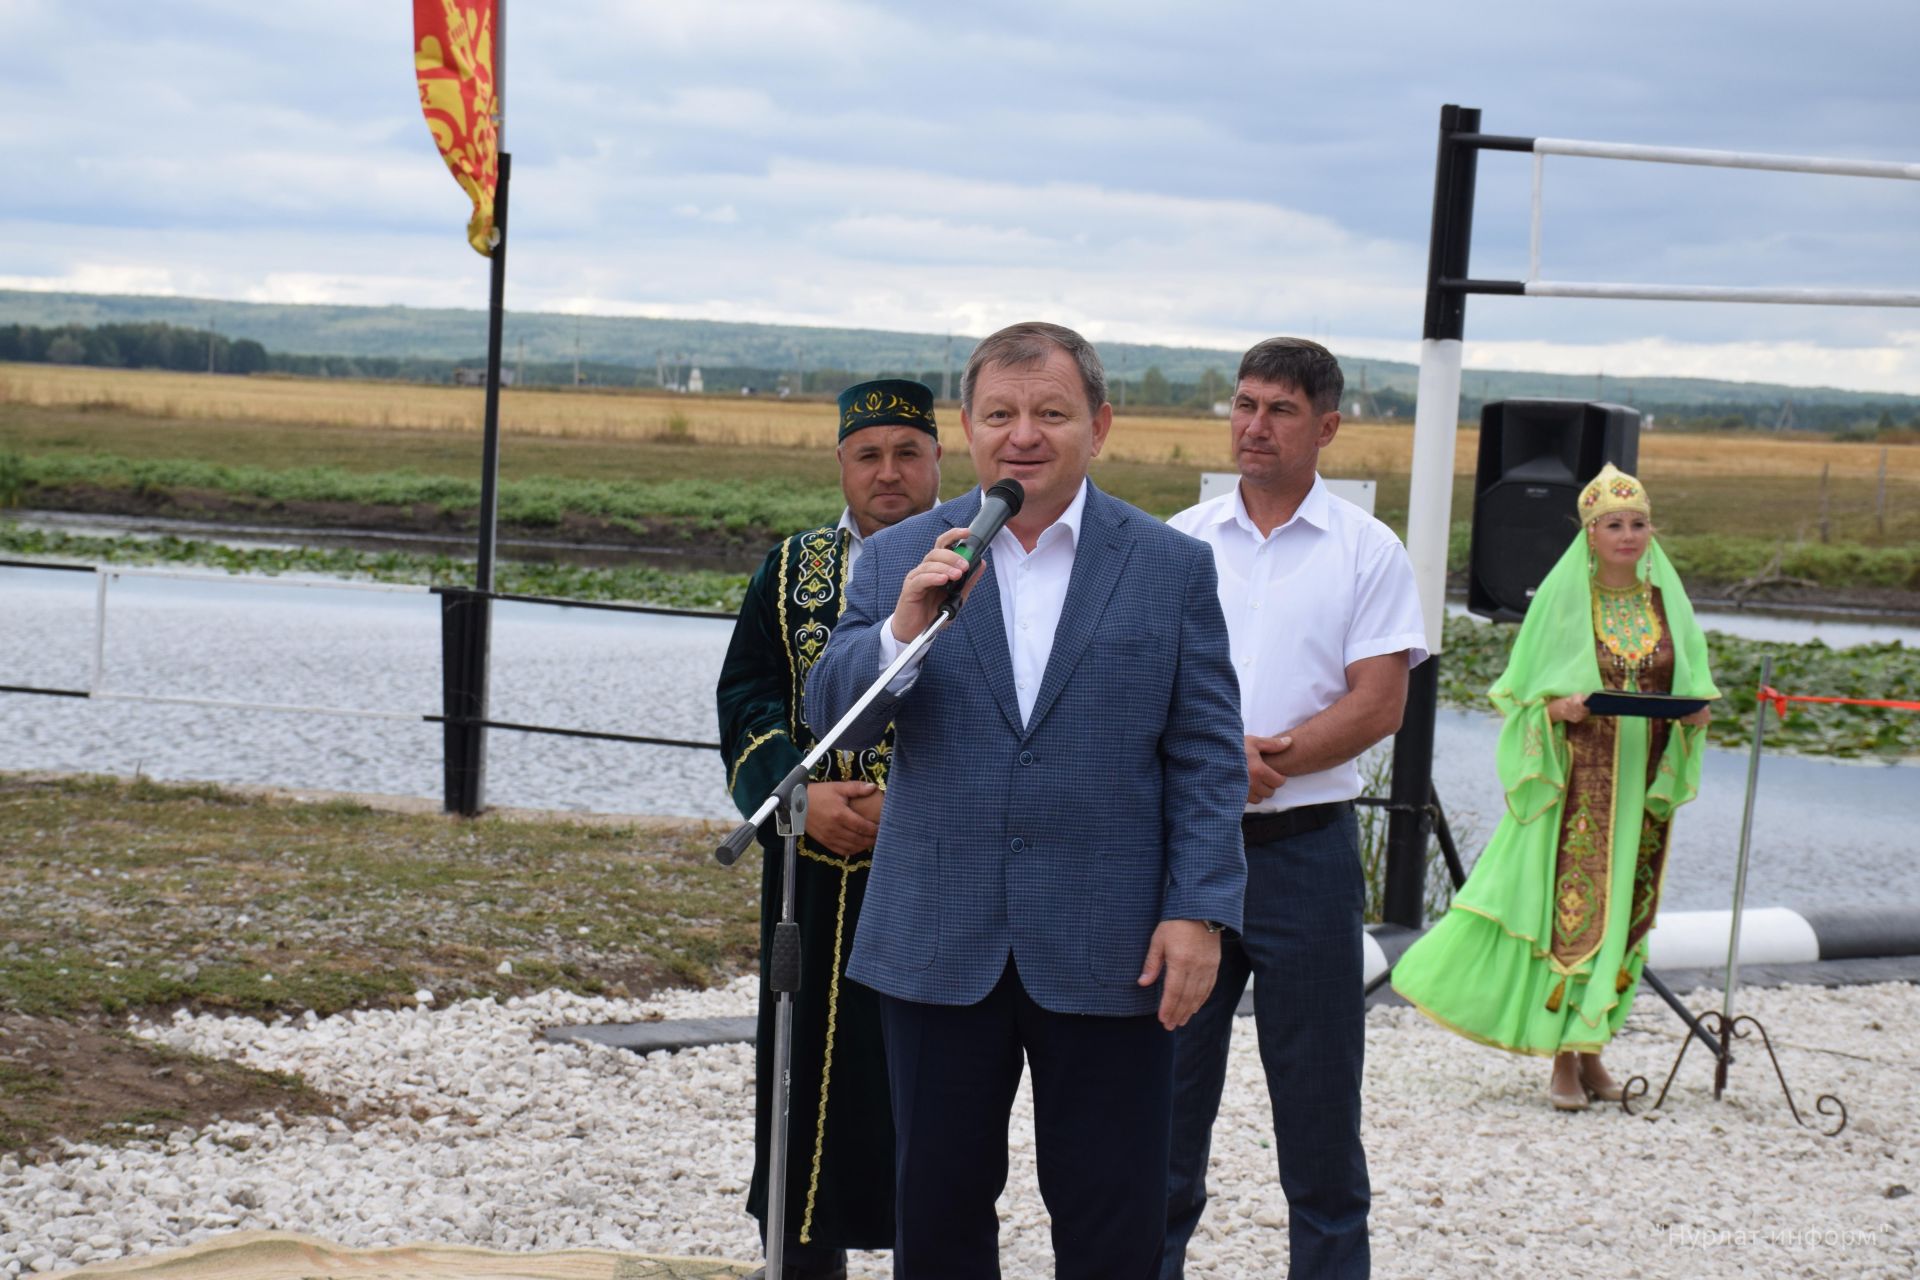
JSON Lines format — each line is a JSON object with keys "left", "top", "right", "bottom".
{"left": 0, "top": 321, "right": 270, "bottom": 375}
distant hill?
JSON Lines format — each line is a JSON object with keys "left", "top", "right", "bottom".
{"left": 4, "top": 289, "right": 1917, "bottom": 427}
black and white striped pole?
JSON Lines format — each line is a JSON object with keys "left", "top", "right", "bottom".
{"left": 1382, "top": 104, "right": 1480, "bottom": 928}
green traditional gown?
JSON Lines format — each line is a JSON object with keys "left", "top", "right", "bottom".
{"left": 1391, "top": 535, "right": 1717, "bottom": 1056}
{"left": 715, "top": 523, "right": 895, "bottom": 1250}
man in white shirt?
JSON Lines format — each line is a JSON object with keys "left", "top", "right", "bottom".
{"left": 1161, "top": 338, "right": 1428, "bottom": 1280}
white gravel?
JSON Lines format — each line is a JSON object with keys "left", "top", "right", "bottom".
{"left": 2, "top": 979, "right": 1914, "bottom": 1278}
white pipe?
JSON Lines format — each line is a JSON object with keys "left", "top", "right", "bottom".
{"left": 91, "top": 570, "right": 109, "bottom": 694}
{"left": 1646, "top": 908, "right": 1821, "bottom": 970}
{"left": 1406, "top": 339, "right": 1464, "bottom": 655}
{"left": 1361, "top": 932, "right": 1389, "bottom": 989}
{"left": 102, "top": 568, "right": 431, "bottom": 593}
{"left": 90, "top": 691, "right": 426, "bottom": 723}
{"left": 1523, "top": 281, "right": 1920, "bottom": 308}
{"left": 1534, "top": 137, "right": 1920, "bottom": 181}
{"left": 1528, "top": 152, "right": 1543, "bottom": 282}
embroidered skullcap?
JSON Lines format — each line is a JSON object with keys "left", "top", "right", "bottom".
{"left": 1578, "top": 462, "right": 1651, "bottom": 524}
{"left": 837, "top": 379, "right": 937, "bottom": 441}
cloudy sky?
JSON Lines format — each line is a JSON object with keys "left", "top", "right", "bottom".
{"left": 3, "top": 0, "right": 1917, "bottom": 390}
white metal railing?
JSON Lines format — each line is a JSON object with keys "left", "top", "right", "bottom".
{"left": 1524, "top": 136, "right": 1920, "bottom": 307}
{"left": 4, "top": 557, "right": 728, "bottom": 758}
{"left": 83, "top": 566, "right": 432, "bottom": 718}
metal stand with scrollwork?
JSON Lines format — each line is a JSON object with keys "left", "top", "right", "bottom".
{"left": 1621, "top": 657, "right": 1847, "bottom": 1136}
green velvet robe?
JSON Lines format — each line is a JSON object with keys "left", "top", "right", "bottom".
{"left": 715, "top": 523, "right": 895, "bottom": 1250}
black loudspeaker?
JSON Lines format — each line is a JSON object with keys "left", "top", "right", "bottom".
{"left": 1467, "top": 399, "right": 1642, "bottom": 621}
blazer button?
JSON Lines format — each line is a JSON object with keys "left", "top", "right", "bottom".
{"left": 1010, "top": 837, "right": 1026, "bottom": 853}
{"left": 1018, "top": 751, "right": 1034, "bottom": 766}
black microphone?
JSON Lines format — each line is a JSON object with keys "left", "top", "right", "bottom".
{"left": 942, "top": 478, "right": 1024, "bottom": 612}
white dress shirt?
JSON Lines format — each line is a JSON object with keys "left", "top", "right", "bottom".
{"left": 836, "top": 507, "right": 868, "bottom": 577}
{"left": 1168, "top": 475, "right": 1428, "bottom": 812}
{"left": 879, "top": 480, "right": 1088, "bottom": 728}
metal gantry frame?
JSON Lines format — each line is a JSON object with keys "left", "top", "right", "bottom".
{"left": 1382, "top": 103, "right": 1920, "bottom": 929}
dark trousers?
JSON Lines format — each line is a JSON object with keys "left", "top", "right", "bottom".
{"left": 1162, "top": 812, "right": 1371, "bottom": 1280}
{"left": 877, "top": 959, "right": 1174, "bottom": 1280}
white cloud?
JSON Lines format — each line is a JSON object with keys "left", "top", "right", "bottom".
{"left": 0, "top": 264, "right": 183, "bottom": 297}
{"left": 1, "top": 1, "right": 1917, "bottom": 391}
{"left": 1462, "top": 334, "right": 1920, "bottom": 396}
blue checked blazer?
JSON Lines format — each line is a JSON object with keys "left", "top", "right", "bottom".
{"left": 804, "top": 483, "right": 1247, "bottom": 1017}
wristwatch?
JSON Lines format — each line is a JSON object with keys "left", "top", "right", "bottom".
{"left": 1203, "top": 920, "right": 1228, "bottom": 935}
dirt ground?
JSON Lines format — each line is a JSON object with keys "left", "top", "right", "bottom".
{"left": 0, "top": 1013, "right": 334, "bottom": 1158}
{"left": 0, "top": 775, "right": 758, "bottom": 1159}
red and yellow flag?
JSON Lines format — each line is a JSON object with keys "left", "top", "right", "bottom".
{"left": 413, "top": 0, "right": 499, "bottom": 255}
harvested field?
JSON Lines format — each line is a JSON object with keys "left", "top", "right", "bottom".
{"left": 6, "top": 361, "right": 1917, "bottom": 478}
{"left": 4, "top": 363, "right": 1916, "bottom": 555}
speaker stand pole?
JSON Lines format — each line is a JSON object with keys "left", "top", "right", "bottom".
{"left": 1385, "top": 102, "right": 1481, "bottom": 928}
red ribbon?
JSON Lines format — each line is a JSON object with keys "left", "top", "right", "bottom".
{"left": 1759, "top": 685, "right": 1920, "bottom": 718}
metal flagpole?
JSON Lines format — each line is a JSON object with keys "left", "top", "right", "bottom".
{"left": 477, "top": 0, "right": 507, "bottom": 591}
{"left": 446, "top": 0, "right": 509, "bottom": 817}
{"left": 1716, "top": 653, "right": 1771, "bottom": 1098}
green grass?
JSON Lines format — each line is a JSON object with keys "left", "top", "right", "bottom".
{"left": 0, "top": 448, "right": 22, "bottom": 507}
{"left": 0, "top": 774, "right": 760, "bottom": 1019}
{"left": 12, "top": 444, "right": 1919, "bottom": 593}
{"left": 15, "top": 450, "right": 846, "bottom": 535}
{"left": 0, "top": 399, "right": 1210, "bottom": 510}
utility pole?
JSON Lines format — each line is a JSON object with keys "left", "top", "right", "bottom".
{"left": 1877, "top": 446, "right": 1889, "bottom": 537}
{"left": 942, "top": 332, "right": 953, "bottom": 402}
{"left": 206, "top": 314, "right": 216, "bottom": 374}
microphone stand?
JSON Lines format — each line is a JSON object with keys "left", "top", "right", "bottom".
{"left": 715, "top": 574, "right": 978, "bottom": 1280}
{"left": 761, "top": 782, "right": 805, "bottom": 1280}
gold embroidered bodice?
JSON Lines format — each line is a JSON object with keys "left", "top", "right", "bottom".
{"left": 1594, "top": 585, "right": 1675, "bottom": 696}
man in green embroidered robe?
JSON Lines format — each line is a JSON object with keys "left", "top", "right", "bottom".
{"left": 716, "top": 379, "right": 943, "bottom": 1279}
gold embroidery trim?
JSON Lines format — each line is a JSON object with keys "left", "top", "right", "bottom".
{"left": 728, "top": 728, "right": 786, "bottom": 795}
{"left": 1549, "top": 717, "right": 1619, "bottom": 971}
{"left": 797, "top": 844, "right": 874, "bottom": 872}
{"left": 841, "top": 390, "right": 934, "bottom": 433}
{"left": 801, "top": 858, "right": 857, "bottom": 1243}
{"left": 776, "top": 535, "right": 797, "bottom": 738}
{"left": 1591, "top": 579, "right": 1663, "bottom": 684}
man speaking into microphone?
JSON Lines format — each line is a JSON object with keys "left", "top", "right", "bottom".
{"left": 805, "top": 321, "right": 1247, "bottom": 1277}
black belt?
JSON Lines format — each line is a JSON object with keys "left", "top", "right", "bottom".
{"left": 1241, "top": 800, "right": 1353, "bottom": 845}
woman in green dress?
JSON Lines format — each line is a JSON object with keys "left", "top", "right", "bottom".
{"left": 1391, "top": 464, "right": 1717, "bottom": 1110}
